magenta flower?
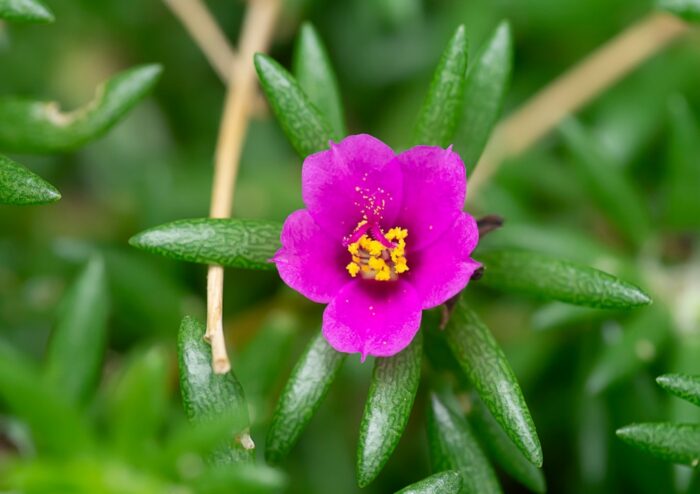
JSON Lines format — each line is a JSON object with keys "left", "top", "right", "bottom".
{"left": 273, "top": 134, "right": 480, "bottom": 359}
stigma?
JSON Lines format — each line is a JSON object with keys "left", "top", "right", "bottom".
{"left": 345, "top": 222, "right": 409, "bottom": 281}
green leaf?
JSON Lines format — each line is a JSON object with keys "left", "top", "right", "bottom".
{"left": 469, "top": 396, "right": 546, "bottom": 493}
{"left": 44, "top": 256, "right": 109, "bottom": 405}
{"left": 445, "top": 295, "right": 542, "bottom": 467}
{"left": 105, "top": 346, "right": 170, "bottom": 459}
{"left": 178, "top": 316, "right": 253, "bottom": 464}
{"left": 479, "top": 250, "right": 651, "bottom": 309}
{"left": 394, "top": 470, "right": 462, "bottom": 494}
{"left": 559, "top": 119, "right": 651, "bottom": 247}
{"left": 189, "top": 464, "right": 288, "bottom": 494}
{"left": 586, "top": 306, "right": 670, "bottom": 394}
{"left": 0, "top": 0, "right": 54, "bottom": 23}
{"left": 255, "top": 53, "right": 337, "bottom": 158}
{"left": 0, "top": 64, "right": 162, "bottom": 154}
{"left": 357, "top": 333, "right": 422, "bottom": 487}
{"left": 413, "top": 25, "right": 468, "bottom": 146}
{"left": 617, "top": 423, "right": 700, "bottom": 466}
{"left": 129, "top": 218, "right": 281, "bottom": 269}
{"left": 427, "top": 392, "right": 502, "bottom": 493}
{"left": 455, "top": 21, "right": 513, "bottom": 168}
{"left": 657, "top": 0, "right": 700, "bottom": 21}
{"left": 0, "top": 340, "right": 92, "bottom": 456}
{"left": 266, "top": 332, "right": 346, "bottom": 463}
{"left": 657, "top": 374, "right": 700, "bottom": 408}
{"left": 0, "top": 154, "right": 60, "bottom": 205}
{"left": 293, "top": 23, "right": 346, "bottom": 138}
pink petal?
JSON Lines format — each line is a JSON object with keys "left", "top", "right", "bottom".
{"left": 407, "top": 212, "right": 480, "bottom": 309}
{"left": 395, "top": 145, "right": 466, "bottom": 250}
{"left": 322, "top": 280, "right": 422, "bottom": 359}
{"left": 273, "top": 210, "right": 348, "bottom": 303}
{"left": 302, "top": 134, "right": 402, "bottom": 239}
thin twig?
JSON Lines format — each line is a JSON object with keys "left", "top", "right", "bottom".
{"left": 469, "top": 13, "right": 689, "bottom": 198}
{"left": 207, "top": 0, "right": 280, "bottom": 374}
{"left": 162, "top": 0, "right": 237, "bottom": 84}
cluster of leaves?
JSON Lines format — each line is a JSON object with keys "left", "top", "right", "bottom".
{"left": 130, "top": 21, "right": 655, "bottom": 492}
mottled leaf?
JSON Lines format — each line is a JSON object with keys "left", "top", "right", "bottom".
{"left": 413, "top": 24, "right": 468, "bottom": 146}
{"left": 0, "top": 154, "right": 60, "bottom": 205}
{"left": 479, "top": 250, "right": 651, "bottom": 309}
{"left": 394, "top": 470, "right": 462, "bottom": 494}
{"left": 617, "top": 423, "right": 700, "bottom": 466}
{"left": 130, "top": 218, "right": 281, "bottom": 270}
{"left": 357, "top": 333, "right": 422, "bottom": 487}
{"left": 266, "top": 332, "right": 346, "bottom": 463}
{"left": 657, "top": 374, "right": 700, "bottom": 408}
{"left": 0, "top": 0, "right": 53, "bottom": 23}
{"left": 0, "top": 64, "right": 162, "bottom": 153}
{"left": 445, "top": 295, "right": 542, "bottom": 467}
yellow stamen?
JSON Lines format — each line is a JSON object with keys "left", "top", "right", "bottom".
{"left": 345, "top": 222, "right": 409, "bottom": 281}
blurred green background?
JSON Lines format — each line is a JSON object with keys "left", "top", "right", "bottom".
{"left": 1, "top": 0, "right": 700, "bottom": 492}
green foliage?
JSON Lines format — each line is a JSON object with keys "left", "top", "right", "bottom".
{"left": 0, "top": 154, "right": 60, "bottom": 205}
{"left": 265, "top": 332, "right": 346, "bottom": 463}
{"left": 455, "top": 21, "right": 513, "bottom": 169}
{"left": 413, "top": 25, "right": 468, "bottom": 147}
{"left": 657, "top": 0, "right": 700, "bottom": 21}
{"left": 129, "top": 218, "right": 281, "bottom": 269}
{"left": 0, "top": 0, "right": 53, "bottom": 23}
{"left": 656, "top": 374, "right": 700, "bottom": 407}
{"left": 617, "top": 423, "right": 700, "bottom": 466}
{"left": 394, "top": 470, "right": 462, "bottom": 494}
{"left": 0, "top": 65, "right": 162, "bottom": 153}
{"left": 445, "top": 295, "right": 542, "bottom": 467}
{"left": 293, "top": 23, "right": 347, "bottom": 137}
{"left": 255, "top": 53, "right": 337, "bottom": 157}
{"left": 357, "top": 333, "right": 422, "bottom": 487}
{"left": 479, "top": 250, "right": 651, "bottom": 309}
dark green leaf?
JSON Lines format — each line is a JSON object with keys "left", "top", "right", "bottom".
{"left": 657, "top": 374, "right": 700, "bottom": 408}
{"left": 266, "top": 332, "right": 346, "bottom": 463}
{"left": 469, "top": 396, "right": 546, "bottom": 493}
{"left": 0, "top": 154, "right": 60, "bottom": 205}
{"left": 445, "top": 295, "right": 542, "bottom": 467}
{"left": 178, "top": 316, "right": 252, "bottom": 464}
{"left": 44, "top": 256, "right": 109, "bottom": 405}
{"left": 394, "top": 470, "right": 462, "bottom": 494}
{"left": 427, "top": 392, "right": 502, "bottom": 493}
{"left": 357, "top": 333, "right": 422, "bottom": 487}
{"left": 255, "top": 53, "right": 336, "bottom": 158}
{"left": 0, "top": 0, "right": 54, "bottom": 23}
{"left": 617, "top": 423, "right": 700, "bottom": 466}
{"left": 413, "top": 25, "right": 468, "bottom": 146}
{"left": 479, "top": 250, "right": 651, "bottom": 309}
{"left": 455, "top": 21, "right": 513, "bottom": 168}
{"left": 0, "top": 64, "right": 162, "bottom": 153}
{"left": 130, "top": 218, "right": 281, "bottom": 269}
{"left": 657, "top": 0, "right": 700, "bottom": 21}
{"left": 293, "top": 23, "right": 346, "bottom": 137}
{"left": 560, "top": 119, "right": 651, "bottom": 247}
{"left": 586, "top": 306, "right": 670, "bottom": 394}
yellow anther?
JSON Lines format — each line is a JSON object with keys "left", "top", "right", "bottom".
{"left": 345, "top": 222, "right": 409, "bottom": 281}
{"left": 346, "top": 262, "right": 360, "bottom": 277}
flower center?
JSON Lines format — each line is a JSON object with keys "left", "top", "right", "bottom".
{"left": 345, "top": 221, "right": 409, "bottom": 281}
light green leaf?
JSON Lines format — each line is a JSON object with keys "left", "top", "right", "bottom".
{"left": 445, "top": 296, "right": 542, "bottom": 467}
{"left": 0, "top": 0, "right": 53, "bottom": 23}
{"left": 479, "top": 250, "right": 651, "bottom": 309}
{"left": 657, "top": 0, "right": 700, "bottom": 21}
{"left": 266, "top": 332, "right": 346, "bottom": 463}
{"left": 617, "top": 423, "right": 700, "bottom": 466}
{"left": 559, "top": 119, "right": 651, "bottom": 247}
{"left": 0, "top": 154, "right": 60, "bottom": 205}
{"left": 427, "top": 392, "right": 502, "bottom": 494}
{"left": 293, "top": 23, "right": 346, "bottom": 137}
{"left": 455, "top": 21, "right": 513, "bottom": 169}
{"left": 0, "top": 64, "right": 162, "bottom": 153}
{"left": 357, "top": 333, "right": 422, "bottom": 487}
{"left": 394, "top": 470, "right": 462, "bottom": 494}
{"left": 469, "top": 396, "right": 546, "bottom": 493}
{"left": 129, "top": 218, "right": 281, "bottom": 269}
{"left": 255, "top": 53, "right": 336, "bottom": 158}
{"left": 178, "top": 316, "right": 252, "bottom": 464}
{"left": 657, "top": 374, "right": 700, "bottom": 408}
{"left": 413, "top": 24, "right": 468, "bottom": 146}
{"left": 44, "top": 256, "right": 109, "bottom": 405}
{"left": 189, "top": 464, "right": 288, "bottom": 494}
{"left": 586, "top": 306, "right": 670, "bottom": 394}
